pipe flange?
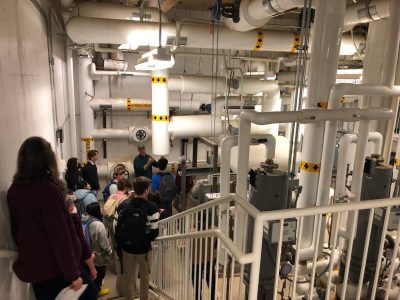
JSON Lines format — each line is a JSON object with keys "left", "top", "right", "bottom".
{"left": 129, "top": 126, "right": 149, "bottom": 143}
{"left": 242, "top": 0, "right": 271, "bottom": 29}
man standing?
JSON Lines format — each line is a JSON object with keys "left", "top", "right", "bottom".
{"left": 151, "top": 157, "right": 176, "bottom": 217}
{"left": 133, "top": 145, "right": 159, "bottom": 179}
{"left": 82, "top": 150, "right": 100, "bottom": 194}
{"left": 115, "top": 177, "right": 160, "bottom": 300}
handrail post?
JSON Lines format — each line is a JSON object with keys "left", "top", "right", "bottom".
{"left": 183, "top": 214, "right": 191, "bottom": 299}
{"left": 248, "top": 215, "right": 263, "bottom": 300}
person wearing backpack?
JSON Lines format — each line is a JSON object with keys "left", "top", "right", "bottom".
{"left": 82, "top": 202, "right": 113, "bottom": 296}
{"left": 75, "top": 179, "right": 98, "bottom": 216}
{"left": 151, "top": 157, "right": 176, "bottom": 217}
{"left": 102, "top": 165, "right": 127, "bottom": 202}
{"left": 115, "top": 176, "right": 160, "bottom": 300}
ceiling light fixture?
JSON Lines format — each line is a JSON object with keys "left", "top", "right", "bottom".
{"left": 134, "top": 0, "right": 175, "bottom": 71}
{"left": 135, "top": 47, "right": 175, "bottom": 71}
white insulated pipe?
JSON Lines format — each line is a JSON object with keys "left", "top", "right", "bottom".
{"left": 65, "top": 17, "right": 303, "bottom": 53}
{"left": 71, "top": 2, "right": 168, "bottom": 22}
{"left": 92, "top": 128, "right": 130, "bottom": 139}
{"left": 88, "top": 97, "right": 204, "bottom": 112}
{"left": 296, "top": 0, "right": 346, "bottom": 254}
{"left": 168, "top": 76, "right": 279, "bottom": 95}
{"left": 343, "top": 0, "right": 390, "bottom": 31}
{"left": 381, "top": 0, "right": 400, "bottom": 163}
{"left": 78, "top": 57, "right": 95, "bottom": 160}
{"left": 151, "top": 70, "right": 170, "bottom": 155}
{"left": 335, "top": 132, "right": 383, "bottom": 199}
{"left": 90, "top": 63, "right": 150, "bottom": 80}
{"left": 168, "top": 115, "right": 223, "bottom": 139}
{"left": 66, "top": 48, "right": 78, "bottom": 157}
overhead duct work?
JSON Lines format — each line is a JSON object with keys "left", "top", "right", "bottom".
{"left": 66, "top": 17, "right": 364, "bottom": 55}
{"left": 224, "top": 0, "right": 304, "bottom": 32}
{"left": 71, "top": 2, "right": 168, "bottom": 22}
{"left": 168, "top": 75, "right": 279, "bottom": 94}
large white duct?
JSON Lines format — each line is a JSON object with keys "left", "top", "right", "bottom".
{"left": 224, "top": 0, "right": 304, "bottom": 32}
{"left": 71, "top": 2, "right": 167, "bottom": 22}
{"left": 168, "top": 76, "right": 279, "bottom": 94}
{"left": 66, "top": 17, "right": 364, "bottom": 55}
{"left": 151, "top": 70, "right": 170, "bottom": 155}
{"left": 168, "top": 115, "right": 223, "bottom": 139}
{"left": 344, "top": 0, "right": 389, "bottom": 31}
{"left": 66, "top": 17, "right": 298, "bottom": 52}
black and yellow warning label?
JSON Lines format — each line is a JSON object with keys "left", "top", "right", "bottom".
{"left": 395, "top": 159, "right": 400, "bottom": 167}
{"left": 254, "top": 30, "right": 264, "bottom": 51}
{"left": 291, "top": 33, "right": 300, "bottom": 53}
{"left": 126, "top": 98, "right": 152, "bottom": 110}
{"left": 151, "top": 114, "right": 170, "bottom": 122}
{"left": 300, "top": 161, "right": 321, "bottom": 173}
{"left": 151, "top": 76, "right": 168, "bottom": 84}
{"left": 81, "top": 137, "right": 94, "bottom": 152}
{"left": 317, "top": 101, "right": 328, "bottom": 109}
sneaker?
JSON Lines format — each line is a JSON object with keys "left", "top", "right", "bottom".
{"left": 98, "top": 287, "right": 109, "bottom": 296}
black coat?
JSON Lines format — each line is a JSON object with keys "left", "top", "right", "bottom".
{"left": 81, "top": 162, "right": 100, "bottom": 191}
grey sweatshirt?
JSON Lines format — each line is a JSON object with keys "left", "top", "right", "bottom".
{"left": 81, "top": 214, "right": 112, "bottom": 260}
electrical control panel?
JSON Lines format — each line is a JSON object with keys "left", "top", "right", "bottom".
{"left": 264, "top": 218, "right": 297, "bottom": 244}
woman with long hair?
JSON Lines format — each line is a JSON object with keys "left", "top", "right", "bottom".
{"left": 65, "top": 157, "right": 82, "bottom": 192}
{"left": 7, "top": 137, "right": 96, "bottom": 300}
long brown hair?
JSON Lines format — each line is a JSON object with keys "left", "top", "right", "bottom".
{"left": 13, "top": 137, "right": 62, "bottom": 189}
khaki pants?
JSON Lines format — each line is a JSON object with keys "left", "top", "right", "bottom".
{"left": 122, "top": 250, "right": 152, "bottom": 300}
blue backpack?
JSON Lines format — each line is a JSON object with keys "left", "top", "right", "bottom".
{"left": 102, "top": 179, "right": 115, "bottom": 202}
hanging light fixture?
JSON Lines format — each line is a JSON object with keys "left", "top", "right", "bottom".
{"left": 135, "top": 47, "right": 175, "bottom": 70}
{"left": 134, "top": 0, "right": 175, "bottom": 71}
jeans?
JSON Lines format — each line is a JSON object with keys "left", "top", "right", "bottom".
{"left": 94, "top": 265, "right": 106, "bottom": 290}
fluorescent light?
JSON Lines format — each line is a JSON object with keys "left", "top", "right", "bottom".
{"left": 135, "top": 47, "right": 175, "bottom": 71}
{"left": 118, "top": 43, "right": 139, "bottom": 50}
{"left": 337, "top": 68, "right": 363, "bottom": 75}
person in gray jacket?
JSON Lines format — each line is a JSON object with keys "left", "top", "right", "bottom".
{"left": 75, "top": 179, "right": 98, "bottom": 215}
{"left": 82, "top": 202, "right": 113, "bottom": 296}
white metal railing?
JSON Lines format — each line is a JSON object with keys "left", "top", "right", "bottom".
{"left": 150, "top": 194, "right": 400, "bottom": 300}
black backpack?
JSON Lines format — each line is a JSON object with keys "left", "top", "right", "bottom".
{"left": 102, "top": 179, "right": 114, "bottom": 202}
{"left": 158, "top": 173, "right": 176, "bottom": 202}
{"left": 115, "top": 201, "right": 148, "bottom": 254}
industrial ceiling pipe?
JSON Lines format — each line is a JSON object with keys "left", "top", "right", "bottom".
{"left": 71, "top": 1, "right": 168, "bottom": 22}
{"left": 66, "top": 17, "right": 364, "bottom": 55}
{"left": 344, "top": 0, "right": 390, "bottom": 31}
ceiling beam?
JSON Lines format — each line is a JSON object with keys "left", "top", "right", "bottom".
{"left": 161, "top": 0, "right": 180, "bottom": 12}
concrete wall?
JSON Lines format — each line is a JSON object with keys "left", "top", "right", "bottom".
{"left": 0, "top": 0, "right": 71, "bottom": 298}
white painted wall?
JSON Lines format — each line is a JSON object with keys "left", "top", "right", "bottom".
{"left": 0, "top": 0, "right": 71, "bottom": 298}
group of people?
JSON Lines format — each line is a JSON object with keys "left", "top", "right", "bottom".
{"left": 6, "top": 138, "right": 195, "bottom": 300}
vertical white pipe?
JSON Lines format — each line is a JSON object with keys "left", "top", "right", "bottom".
{"left": 360, "top": 20, "right": 387, "bottom": 113}
{"left": 220, "top": 135, "right": 238, "bottom": 196}
{"left": 151, "top": 69, "right": 170, "bottom": 155}
{"left": 297, "top": 0, "right": 346, "bottom": 252}
{"left": 67, "top": 48, "right": 77, "bottom": 157}
{"left": 381, "top": 0, "right": 400, "bottom": 162}
{"left": 78, "top": 56, "right": 95, "bottom": 160}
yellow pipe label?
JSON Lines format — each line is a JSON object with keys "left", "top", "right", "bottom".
{"left": 126, "top": 98, "right": 152, "bottom": 110}
{"left": 253, "top": 30, "right": 264, "bottom": 51}
{"left": 317, "top": 101, "right": 328, "bottom": 109}
{"left": 151, "top": 114, "right": 170, "bottom": 122}
{"left": 395, "top": 159, "right": 400, "bottom": 167}
{"left": 291, "top": 33, "right": 300, "bottom": 53}
{"left": 81, "top": 137, "right": 94, "bottom": 153}
{"left": 151, "top": 76, "right": 168, "bottom": 84}
{"left": 300, "top": 161, "right": 321, "bottom": 173}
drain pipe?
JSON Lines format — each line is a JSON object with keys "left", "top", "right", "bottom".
{"left": 78, "top": 56, "right": 95, "bottom": 160}
{"left": 151, "top": 70, "right": 170, "bottom": 155}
